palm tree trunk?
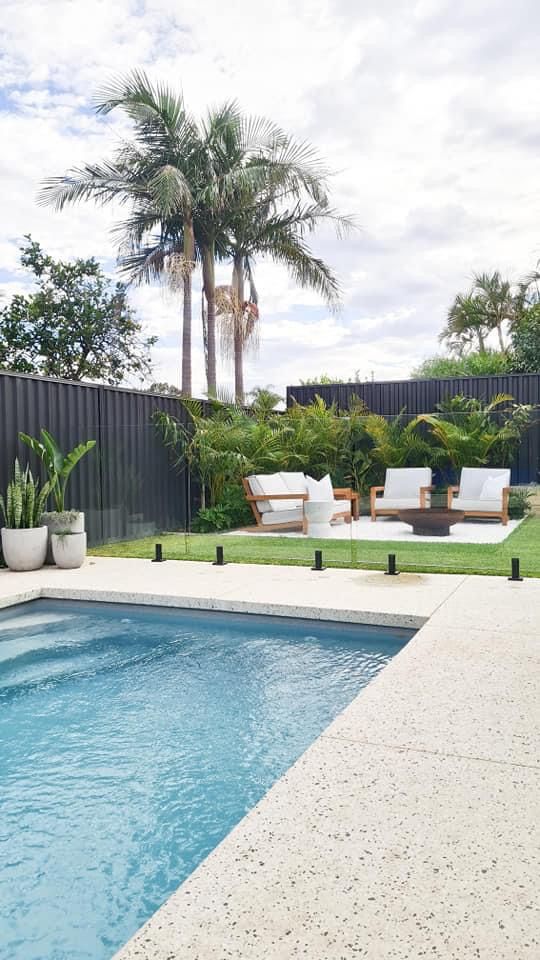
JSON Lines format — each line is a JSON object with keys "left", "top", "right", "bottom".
{"left": 477, "top": 330, "right": 486, "bottom": 353}
{"left": 496, "top": 322, "right": 506, "bottom": 352}
{"left": 181, "top": 218, "right": 195, "bottom": 396}
{"left": 232, "top": 253, "right": 244, "bottom": 404}
{"left": 202, "top": 243, "right": 217, "bottom": 396}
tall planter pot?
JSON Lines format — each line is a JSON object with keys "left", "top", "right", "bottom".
{"left": 41, "top": 512, "right": 85, "bottom": 564}
{"left": 51, "top": 532, "right": 87, "bottom": 569}
{"left": 1, "top": 526, "right": 48, "bottom": 572}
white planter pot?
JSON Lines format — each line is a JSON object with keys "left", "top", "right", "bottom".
{"left": 1, "top": 526, "right": 48, "bottom": 572}
{"left": 51, "top": 532, "right": 87, "bottom": 569}
{"left": 41, "top": 512, "right": 85, "bottom": 564}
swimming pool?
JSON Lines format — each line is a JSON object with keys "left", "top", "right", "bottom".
{"left": 0, "top": 599, "right": 411, "bottom": 960}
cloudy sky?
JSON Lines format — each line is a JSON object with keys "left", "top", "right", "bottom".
{"left": 1, "top": 0, "right": 540, "bottom": 398}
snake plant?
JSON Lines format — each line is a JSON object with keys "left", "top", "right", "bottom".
{"left": 0, "top": 460, "right": 52, "bottom": 529}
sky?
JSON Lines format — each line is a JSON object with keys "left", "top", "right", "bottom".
{"left": 1, "top": 0, "right": 540, "bottom": 399}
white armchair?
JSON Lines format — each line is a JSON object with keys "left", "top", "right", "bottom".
{"left": 370, "top": 467, "right": 433, "bottom": 521}
{"left": 448, "top": 468, "right": 511, "bottom": 525}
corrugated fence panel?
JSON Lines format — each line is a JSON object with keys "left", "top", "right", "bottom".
{"left": 0, "top": 371, "right": 202, "bottom": 545}
{"left": 287, "top": 374, "right": 540, "bottom": 483}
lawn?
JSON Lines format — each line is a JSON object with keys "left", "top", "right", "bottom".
{"left": 91, "top": 515, "right": 540, "bottom": 578}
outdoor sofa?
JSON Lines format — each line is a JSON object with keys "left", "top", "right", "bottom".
{"left": 448, "top": 467, "right": 511, "bottom": 525}
{"left": 243, "top": 473, "right": 357, "bottom": 533}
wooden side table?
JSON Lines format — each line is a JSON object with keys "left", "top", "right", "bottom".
{"left": 333, "top": 488, "right": 360, "bottom": 520}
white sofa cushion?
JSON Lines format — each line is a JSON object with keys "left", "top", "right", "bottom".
{"left": 375, "top": 497, "right": 424, "bottom": 511}
{"left": 452, "top": 498, "right": 504, "bottom": 513}
{"left": 384, "top": 467, "right": 432, "bottom": 500}
{"left": 279, "top": 472, "right": 307, "bottom": 510}
{"left": 260, "top": 507, "right": 303, "bottom": 526}
{"left": 247, "top": 473, "right": 291, "bottom": 513}
{"left": 480, "top": 475, "right": 508, "bottom": 501}
{"left": 458, "top": 467, "right": 510, "bottom": 500}
{"left": 306, "top": 473, "right": 333, "bottom": 501}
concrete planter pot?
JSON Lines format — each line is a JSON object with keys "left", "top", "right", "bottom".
{"left": 41, "top": 512, "right": 85, "bottom": 564}
{"left": 1, "top": 526, "right": 48, "bottom": 571}
{"left": 51, "top": 532, "right": 87, "bottom": 569}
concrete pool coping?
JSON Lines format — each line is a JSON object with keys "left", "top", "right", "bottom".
{"left": 1, "top": 558, "right": 538, "bottom": 959}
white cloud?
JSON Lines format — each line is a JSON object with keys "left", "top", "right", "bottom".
{"left": 1, "top": 0, "right": 540, "bottom": 397}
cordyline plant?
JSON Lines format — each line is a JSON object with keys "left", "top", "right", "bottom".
{"left": 0, "top": 460, "right": 52, "bottom": 529}
{"left": 19, "top": 429, "right": 96, "bottom": 513}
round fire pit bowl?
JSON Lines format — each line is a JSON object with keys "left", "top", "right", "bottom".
{"left": 398, "top": 508, "right": 465, "bottom": 537}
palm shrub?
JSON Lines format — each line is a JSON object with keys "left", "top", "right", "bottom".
{"left": 0, "top": 460, "right": 51, "bottom": 529}
{"left": 417, "top": 394, "right": 532, "bottom": 474}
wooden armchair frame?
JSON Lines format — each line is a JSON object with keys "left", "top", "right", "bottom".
{"left": 447, "top": 485, "right": 510, "bottom": 526}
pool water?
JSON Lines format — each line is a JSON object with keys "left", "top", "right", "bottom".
{"left": 0, "top": 600, "right": 411, "bottom": 960}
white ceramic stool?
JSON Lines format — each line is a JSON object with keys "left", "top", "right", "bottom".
{"left": 303, "top": 500, "right": 334, "bottom": 537}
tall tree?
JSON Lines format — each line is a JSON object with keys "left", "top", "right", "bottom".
{"left": 0, "top": 237, "right": 155, "bottom": 383}
{"left": 40, "top": 71, "right": 198, "bottom": 395}
{"left": 40, "top": 73, "right": 348, "bottom": 399}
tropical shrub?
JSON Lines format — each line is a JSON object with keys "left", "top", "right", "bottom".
{"left": 0, "top": 460, "right": 51, "bottom": 529}
{"left": 508, "top": 488, "right": 533, "bottom": 520}
{"left": 19, "top": 429, "right": 97, "bottom": 512}
{"left": 411, "top": 350, "right": 511, "bottom": 379}
{"left": 417, "top": 395, "right": 532, "bottom": 476}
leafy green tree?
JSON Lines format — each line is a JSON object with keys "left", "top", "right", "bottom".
{"left": 511, "top": 305, "right": 540, "bottom": 372}
{"left": 0, "top": 238, "right": 155, "bottom": 383}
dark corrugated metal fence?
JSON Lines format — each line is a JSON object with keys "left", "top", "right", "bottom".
{"left": 0, "top": 371, "right": 198, "bottom": 545}
{"left": 287, "top": 374, "right": 540, "bottom": 483}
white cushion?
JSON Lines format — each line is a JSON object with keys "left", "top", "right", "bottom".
{"left": 384, "top": 468, "right": 432, "bottom": 499}
{"left": 248, "top": 473, "right": 290, "bottom": 513}
{"left": 458, "top": 467, "right": 510, "bottom": 499}
{"left": 452, "top": 498, "right": 503, "bottom": 513}
{"left": 480, "top": 475, "right": 507, "bottom": 502}
{"left": 375, "top": 497, "right": 424, "bottom": 511}
{"left": 279, "top": 472, "right": 306, "bottom": 510}
{"left": 260, "top": 507, "right": 303, "bottom": 525}
{"left": 306, "top": 473, "right": 333, "bottom": 501}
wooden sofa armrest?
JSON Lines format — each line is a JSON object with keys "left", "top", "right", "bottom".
{"left": 370, "top": 486, "right": 385, "bottom": 498}
{"left": 244, "top": 492, "right": 308, "bottom": 503}
{"left": 447, "top": 485, "right": 459, "bottom": 509}
{"left": 332, "top": 487, "right": 353, "bottom": 497}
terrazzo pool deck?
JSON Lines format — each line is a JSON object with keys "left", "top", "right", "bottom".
{"left": 0, "top": 558, "right": 538, "bottom": 959}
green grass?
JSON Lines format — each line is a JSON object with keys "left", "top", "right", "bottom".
{"left": 90, "top": 515, "right": 540, "bottom": 578}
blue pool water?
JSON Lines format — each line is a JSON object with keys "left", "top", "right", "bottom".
{"left": 0, "top": 600, "right": 411, "bottom": 960}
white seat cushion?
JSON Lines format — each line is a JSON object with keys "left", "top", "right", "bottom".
{"left": 306, "top": 473, "right": 334, "bottom": 501}
{"left": 452, "top": 498, "right": 503, "bottom": 513}
{"left": 247, "top": 473, "right": 291, "bottom": 513}
{"left": 375, "top": 497, "right": 423, "bottom": 511}
{"left": 260, "top": 507, "right": 303, "bottom": 525}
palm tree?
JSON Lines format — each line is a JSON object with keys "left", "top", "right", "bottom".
{"left": 39, "top": 71, "right": 199, "bottom": 396}
{"left": 441, "top": 292, "right": 490, "bottom": 354}
{"left": 217, "top": 187, "right": 352, "bottom": 401}
{"left": 40, "top": 74, "right": 347, "bottom": 399}
{"left": 472, "top": 271, "right": 516, "bottom": 352}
